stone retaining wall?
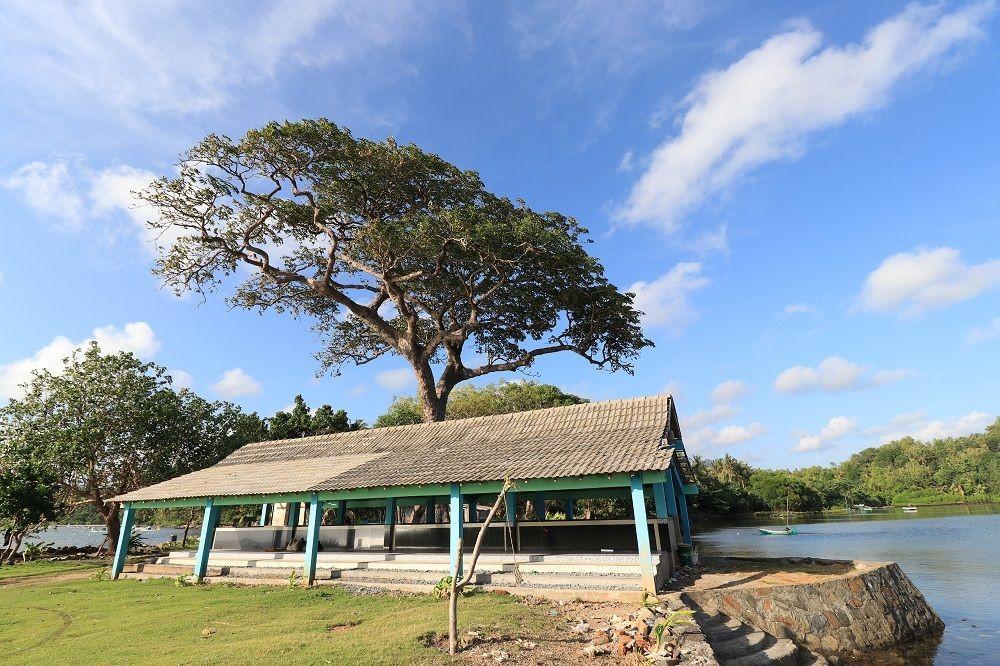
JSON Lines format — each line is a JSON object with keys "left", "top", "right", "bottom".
{"left": 683, "top": 559, "right": 943, "bottom": 658}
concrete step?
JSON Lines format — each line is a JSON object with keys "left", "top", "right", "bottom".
{"left": 704, "top": 618, "right": 752, "bottom": 642}
{"left": 723, "top": 639, "right": 798, "bottom": 666}
{"left": 712, "top": 631, "right": 769, "bottom": 660}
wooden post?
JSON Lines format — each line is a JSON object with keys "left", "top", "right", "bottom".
{"left": 384, "top": 497, "right": 397, "bottom": 551}
{"left": 629, "top": 475, "right": 657, "bottom": 594}
{"left": 111, "top": 502, "right": 135, "bottom": 580}
{"left": 449, "top": 483, "right": 463, "bottom": 577}
{"left": 336, "top": 500, "right": 347, "bottom": 525}
{"left": 303, "top": 493, "right": 322, "bottom": 586}
{"left": 193, "top": 499, "right": 221, "bottom": 581}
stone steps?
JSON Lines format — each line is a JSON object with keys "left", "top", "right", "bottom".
{"left": 712, "top": 631, "right": 768, "bottom": 660}
{"left": 695, "top": 610, "right": 799, "bottom": 666}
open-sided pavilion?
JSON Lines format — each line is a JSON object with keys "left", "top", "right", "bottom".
{"left": 111, "top": 395, "right": 697, "bottom": 593}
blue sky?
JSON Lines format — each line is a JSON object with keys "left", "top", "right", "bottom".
{"left": 1, "top": 1, "right": 998, "bottom": 468}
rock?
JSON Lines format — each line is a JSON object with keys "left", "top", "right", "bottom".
{"left": 201, "top": 627, "right": 216, "bottom": 638}
{"left": 637, "top": 606, "right": 657, "bottom": 622}
{"left": 516, "top": 639, "right": 537, "bottom": 649}
{"left": 572, "top": 621, "right": 590, "bottom": 634}
{"left": 489, "top": 649, "right": 510, "bottom": 663}
{"left": 582, "top": 644, "right": 611, "bottom": 657}
{"left": 591, "top": 633, "right": 610, "bottom": 646}
{"left": 284, "top": 537, "right": 306, "bottom": 552}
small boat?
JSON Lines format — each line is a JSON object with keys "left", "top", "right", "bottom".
{"left": 759, "top": 527, "right": 798, "bottom": 535}
{"left": 902, "top": 506, "right": 918, "bottom": 513}
{"left": 761, "top": 496, "right": 798, "bottom": 535}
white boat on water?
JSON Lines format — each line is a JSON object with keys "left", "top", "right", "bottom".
{"left": 902, "top": 506, "right": 918, "bottom": 512}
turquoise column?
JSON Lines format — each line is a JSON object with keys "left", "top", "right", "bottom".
{"left": 533, "top": 492, "right": 546, "bottom": 520}
{"left": 629, "top": 475, "right": 657, "bottom": 593}
{"left": 111, "top": 502, "right": 135, "bottom": 580}
{"left": 193, "top": 499, "right": 221, "bottom": 581}
{"left": 336, "top": 500, "right": 347, "bottom": 525}
{"left": 259, "top": 504, "right": 270, "bottom": 526}
{"left": 664, "top": 476, "right": 678, "bottom": 517}
{"left": 652, "top": 484, "right": 669, "bottom": 520}
{"left": 504, "top": 491, "right": 519, "bottom": 552}
{"left": 303, "top": 493, "right": 322, "bottom": 586}
{"left": 672, "top": 467, "right": 692, "bottom": 544}
{"left": 424, "top": 498, "right": 436, "bottom": 524}
{"left": 287, "top": 502, "right": 301, "bottom": 526}
{"left": 384, "top": 497, "right": 397, "bottom": 551}
{"left": 449, "top": 483, "right": 463, "bottom": 577}
{"left": 565, "top": 496, "right": 575, "bottom": 520}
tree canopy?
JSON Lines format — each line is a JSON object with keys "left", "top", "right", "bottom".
{"left": 139, "top": 119, "right": 651, "bottom": 421}
{"left": 0, "top": 463, "right": 62, "bottom": 564}
{"left": 267, "top": 394, "right": 364, "bottom": 439}
{"left": 690, "top": 417, "right": 1000, "bottom": 515}
{"left": 0, "top": 343, "right": 266, "bottom": 550}
{"left": 373, "top": 380, "right": 587, "bottom": 428}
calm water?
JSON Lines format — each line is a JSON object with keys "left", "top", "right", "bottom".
{"left": 693, "top": 504, "right": 1000, "bottom": 665}
{"left": 25, "top": 525, "right": 187, "bottom": 549}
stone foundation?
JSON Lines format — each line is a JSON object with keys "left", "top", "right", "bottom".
{"left": 683, "top": 558, "right": 943, "bottom": 658}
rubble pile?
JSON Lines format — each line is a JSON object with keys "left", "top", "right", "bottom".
{"left": 580, "top": 593, "right": 717, "bottom": 665}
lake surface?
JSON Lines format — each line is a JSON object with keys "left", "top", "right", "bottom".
{"left": 26, "top": 525, "right": 188, "bottom": 549}
{"left": 693, "top": 504, "right": 1000, "bottom": 665}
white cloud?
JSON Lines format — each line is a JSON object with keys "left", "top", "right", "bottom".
{"left": 792, "top": 416, "right": 857, "bottom": 453}
{"left": 0, "top": 322, "right": 160, "bottom": 399}
{"left": 348, "top": 384, "right": 369, "bottom": 397}
{"left": 512, "top": 1, "right": 701, "bottom": 83}
{"left": 618, "top": 150, "right": 636, "bottom": 173}
{"left": 660, "top": 380, "right": 683, "bottom": 400}
{"left": 212, "top": 368, "right": 262, "bottom": 399}
{"left": 629, "top": 262, "right": 709, "bottom": 333}
{"left": 710, "top": 379, "right": 749, "bottom": 404}
{"left": 686, "top": 403, "right": 740, "bottom": 429}
{"left": 967, "top": 317, "right": 1000, "bottom": 344}
{"left": 0, "top": 1, "right": 444, "bottom": 117}
{"left": 169, "top": 369, "right": 195, "bottom": 390}
{"left": 857, "top": 247, "right": 1000, "bottom": 316}
{"left": 1, "top": 161, "right": 86, "bottom": 230}
{"left": 867, "top": 410, "right": 992, "bottom": 442}
{"left": 375, "top": 368, "right": 415, "bottom": 391}
{"left": 3, "top": 159, "right": 167, "bottom": 254}
{"left": 774, "top": 356, "right": 912, "bottom": 393}
{"left": 617, "top": 2, "right": 994, "bottom": 233}
{"left": 687, "top": 422, "right": 767, "bottom": 450}
{"left": 782, "top": 303, "right": 818, "bottom": 318}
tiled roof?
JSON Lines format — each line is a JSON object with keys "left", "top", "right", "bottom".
{"left": 114, "top": 395, "right": 688, "bottom": 502}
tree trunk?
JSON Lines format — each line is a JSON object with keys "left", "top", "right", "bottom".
{"left": 413, "top": 360, "right": 452, "bottom": 422}
{"left": 182, "top": 507, "right": 195, "bottom": 547}
{"left": 104, "top": 502, "right": 121, "bottom": 553}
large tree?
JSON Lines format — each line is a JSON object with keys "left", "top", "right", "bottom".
{"left": 0, "top": 463, "right": 63, "bottom": 564}
{"left": 139, "top": 119, "right": 651, "bottom": 422}
{"left": 0, "top": 344, "right": 263, "bottom": 550}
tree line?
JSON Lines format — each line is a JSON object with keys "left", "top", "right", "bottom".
{"left": 690, "top": 419, "right": 1000, "bottom": 516}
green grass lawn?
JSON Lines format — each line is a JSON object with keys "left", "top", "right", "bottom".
{"left": 0, "top": 567, "right": 554, "bottom": 665}
{"left": 0, "top": 559, "right": 107, "bottom": 580}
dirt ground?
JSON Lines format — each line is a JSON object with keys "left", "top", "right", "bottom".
{"left": 677, "top": 557, "right": 856, "bottom": 593}
{"left": 427, "top": 596, "right": 641, "bottom": 665}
